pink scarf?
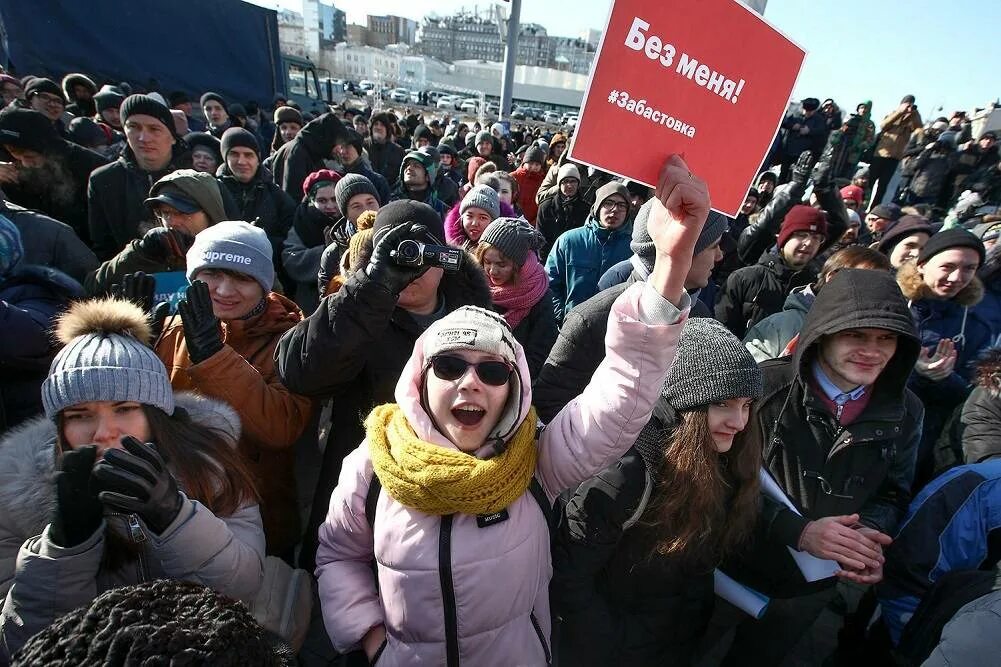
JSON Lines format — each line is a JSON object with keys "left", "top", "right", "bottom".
{"left": 491, "top": 253, "right": 549, "bottom": 329}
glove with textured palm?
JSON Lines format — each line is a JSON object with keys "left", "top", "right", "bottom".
{"left": 110, "top": 271, "right": 171, "bottom": 340}
{"left": 365, "top": 222, "right": 431, "bottom": 295}
{"left": 92, "top": 436, "right": 184, "bottom": 535}
{"left": 49, "top": 445, "right": 105, "bottom": 548}
{"left": 137, "top": 227, "right": 195, "bottom": 263}
{"left": 791, "top": 150, "right": 817, "bottom": 187}
{"left": 177, "top": 280, "right": 223, "bottom": 364}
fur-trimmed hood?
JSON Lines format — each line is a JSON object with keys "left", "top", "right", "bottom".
{"left": 61, "top": 73, "right": 97, "bottom": 102}
{"left": 975, "top": 348, "right": 1001, "bottom": 397}
{"left": 0, "top": 393, "right": 241, "bottom": 555}
{"left": 896, "top": 260, "right": 985, "bottom": 307}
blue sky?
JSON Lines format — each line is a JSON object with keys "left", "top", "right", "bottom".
{"left": 250, "top": 0, "right": 1000, "bottom": 122}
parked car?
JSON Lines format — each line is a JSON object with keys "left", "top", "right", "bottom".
{"left": 390, "top": 87, "right": 410, "bottom": 102}
{"left": 436, "top": 95, "right": 458, "bottom": 110}
{"left": 565, "top": 115, "right": 579, "bottom": 129}
{"left": 358, "top": 80, "right": 376, "bottom": 92}
{"left": 543, "top": 111, "right": 560, "bottom": 124}
{"left": 511, "top": 106, "right": 526, "bottom": 120}
{"left": 460, "top": 98, "right": 480, "bottom": 113}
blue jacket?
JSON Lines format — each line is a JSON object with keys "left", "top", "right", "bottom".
{"left": 878, "top": 459, "right": 1001, "bottom": 645}
{"left": 545, "top": 219, "right": 632, "bottom": 324}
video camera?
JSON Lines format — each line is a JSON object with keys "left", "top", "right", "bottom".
{"left": 391, "top": 239, "right": 463, "bottom": 272}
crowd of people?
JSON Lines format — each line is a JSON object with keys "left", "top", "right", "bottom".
{"left": 0, "top": 68, "right": 1000, "bottom": 667}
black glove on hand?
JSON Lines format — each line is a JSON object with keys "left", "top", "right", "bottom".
{"left": 791, "top": 150, "right": 817, "bottom": 187}
{"left": 137, "top": 227, "right": 195, "bottom": 263}
{"left": 92, "top": 436, "right": 184, "bottom": 535}
{"left": 177, "top": 280, "right": 223, "bottom": 364}
{"left": 365, "top": 222, "right": 431, "bottom": 295}
{"left": 316, "top": 242, "right": 343, "bottom": 298}
{"left": 49, "top": 446, "right": 104, "bottom": 548}
{"left": 110, "top": 271, "right": 171, "bottom": 340}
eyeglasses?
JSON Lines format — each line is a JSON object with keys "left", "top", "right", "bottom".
{"left": 33, "top": 92, "right": 65, "bottom": 107}
{"left": 802, "top": 470, "right": 854, "bottom": 500}
{"left": 601, "top": 201, "right": 628, "bottom": 212}
{"left": 429, "top": 355, "right": 513, "bottom": 386}
{"left": 154, "top": 208, "right": 197, "bottom": 223}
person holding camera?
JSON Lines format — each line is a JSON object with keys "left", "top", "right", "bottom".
{"left": 275, "top": 200, "right": 493, "bottom": 570}
{"left": 898, "top": 132, "right": 959, "bottom": 212}
{"left": 869, "top": 95, "right": 923, "bottom": 210}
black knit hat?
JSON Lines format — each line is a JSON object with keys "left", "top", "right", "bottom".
{"left": 184, "top": 131, "right": 222, "bottom": 162}
{"left": 917, "top": 228, "right": 986, "bottom": 266}
{"left": 274, "top": 105, "right": 303, "bottom": 126}
{"left": 220, "top": 126, "right": 259, "bottom": 158}
{"left": 372, "top": 200, "right": 445, "bottom": 246}
{"left": 0, "top": 107, "right": 59, "bottom": 153}
{"left": 200, "top": 91, "right": 228, "bottom": 113}
{"left": 94, "top": 84, "right": 126, "bottom": 114}
{"left": 334, "top": 173, "right": 380, "bottom": 213}
{"left": 662, "top": 318, "right": 763, "bottom": 411}
{"left": 167, "top": 90, "right": 190, "bottom": 107}
{"left": 120, "top": 94, "right": 176, "bottom": 138}
{"left": 24, "top": 77, "right": 63, "bottom": 102}
{"left": 67, "top": 116, "right": 108, "bottom": 148}
{"left": 480, "top": 217, "right": 545, "bottom": 266}
{"left": 877, "top": 214, "right": 933, "bottom": 255}
{"left": 228, "top": 102, "right": 247, "bottom": 119}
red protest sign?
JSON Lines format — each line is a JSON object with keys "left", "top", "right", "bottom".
{"left": 569, "top": 0, "right": 805, "bottom": 217}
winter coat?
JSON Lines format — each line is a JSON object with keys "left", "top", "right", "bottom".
{"left": 433, "top": 171, "right": 459, "bottom": 208}
{"left": 511, "top": 165, "right": 545, "bottom": 224}
{"left": 0, "top": 393, "right": 265, "bottom": 659}
{"left": 269, "top": 113, "right": 348, "bottom": 202}
{"left": 365, "top": 137, "right": 405, "bottom": 189}
{"left": 551, "top": 401, "right": 718, "bottom": 666}
{"left": 217, "top": 164, "right": 297, "bottom": 279}
{"left": 955, "top": 350, "right": 1001, "bottom": 465}
{"left": 781, "top": 112, "right": 828, "bottom": 158}
{"left": 87, "top": 145, "right": 189, "bottom": 261}
{"left": 281, "top": 202, "right": 336, "bottom": 314}
{"left": 536, "top": 156, "right": 592, "bottom": 207}
{"left": 1, "top": 140, "right": 108, "bottom": 245}
{"left": 341, "top": 157, "right": 391, "bottom": 206}
{"left": 728, "top": 270, "right": 923, "bottom": 598}
{"left": 275, "top": 257, "right": 494, "bottom": 570}
{"left": 922, "top": 589, "right": 1001, "bottom": 667}
{"left": 82, "top": 234, "right": 179, "bottom": 297}
{"left": 499, "top": 289, "right": 559, "bottom": 381}
{"left": 875, "top": 108, "right": 923, "bottom": 160}
{"left": 898, "top": 262, "right": 994, "bottom": 488}
{"left": 906, "top": 147, "right": 958, "bottom": 199}
{"left": 2, "top": 199, "right": 97, "bottom": 283}
{"left": 546, "top": 219, "right": 633, "bottom": 325}
{"left": 877, "top": 459, "right": 1001, "bottom": 646}
{"left": 389, "top": 183, "right": 448, "bottom": 220}
{"left": 0, "top": 266, "right": 83, "bottom": 432}
{"left": 537, "top": 194, "right": 592, "bottom": 260}
{"left": 743, "top": 285, "right": 815, "bottom": 363}
{"left": 715, "top": 250, "right": 817, "bottom": 339}
{"left": 155, "top": 293, "right": 312, "bottom": 556}
{"left": 315, "top": 281, "right": 689, "bottom": 666}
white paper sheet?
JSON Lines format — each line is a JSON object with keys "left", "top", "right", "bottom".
{"left": 714, "top": 569, "right": 770, "bottom": 619}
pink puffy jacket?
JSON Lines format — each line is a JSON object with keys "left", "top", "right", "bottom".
{"left": 316, "top": 282, "right": 689, "bottom": 666}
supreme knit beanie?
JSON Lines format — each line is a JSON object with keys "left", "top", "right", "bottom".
{"left": 480, "top": 217, "right": 545, "bottom": 266}
{"left": 200, "top": 92, "right": 228, "bottom": 113}
{"left": 777, "top": 205, "right": 828, "bottom": 248}
{"left": 460, "top": 184, "right": 501, "bottom": 221}
{"left": 220, "top": 126, "right": 260, "bottom": 158}
{"left": 523, "top": 144, "right": 547, "bottom": 165}
{"left": 591, "top": 181, "right": 630, "bottom": 219}
{"left": 120, "top": 94, "right": 177, "bottom": 137}
{"left": 917, "top": 227, "right": 986, "bottom": 266}
{"left": 0, "top": 214, "right": 23, "bottom": 278}
{"left": 186, "top": 220, "right": 275, "bottom": 294}
{"left": 662, "top": 318, "right": 763, "bottom": 412}
{"left": 273, "top": 105, "right": 303, "bottom": 126}
{"left": 630, "top": 199, "right": 728, "bottom": 273}
{"left": 94, "top": 84, "right": 126, "bottom": 114}
{"left": 0, "top": 107, "right": 59, "bottom": 153}
{"left": 334, "top": 173, "right": 379, "bottom": 213}
{"left": 42, "top": 299, "right": 175, "bottom": 419}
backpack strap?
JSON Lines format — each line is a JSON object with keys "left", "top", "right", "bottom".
{"left": 528, "top": 476, "right": 554, "bottom": 534}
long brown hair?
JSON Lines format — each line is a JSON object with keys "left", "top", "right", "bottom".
{"left": 644, "top": 407, "right": 762, "bottom": 563}
{"left": 473, "top": 242, "right": 519, "bottom": 287}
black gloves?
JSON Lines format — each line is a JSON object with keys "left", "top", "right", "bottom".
{"left": 317, "top": 243, "right": 343, "bottom": 298}
{"left": 791, "top": 150, "right": 817, "bottom": 187}
{"left": 49, "top": 446, "right": 104, "bottom": 548}
{"left": 137, "top": 227, "right": 195, "bottom": 263}
{"left": 177, "top": 280, "right": 223, "bottom": 364}
{"left": 110, "top": 271, "right": 171, "bottom": 341}
{"left": 92, "top": 437, "right": 184, "bottom": 536}
{"left": 365, "top": 222, "right": 430, "bottom": 295}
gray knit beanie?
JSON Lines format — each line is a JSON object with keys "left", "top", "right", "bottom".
{"left": 475, "top": 130, "right": 492, "bottom": 146}
{"left": 662, "top": 318, "right": 763, "bottom": 411}
{"left": 334, "top": 173, "right": 380, "bottom": 214}
{"left": 479, "top": 217, "right": 545, "bottom": 266}
{"left": 460, "top": 184, "right": 501, "bottom": 220}
{"left": 42, "top": 298, "right": 175, "bottom": 419}
{"left": 523, "top": 145, "right": 547, "bottom": 166}
{"left": 186, "top": 220, "right": 275, "bottom": 294}
{"left": 631, "top": 199, "right": 729, "bottom": 272}
{"left": 591, "top": 181, "right": 630, "bottom": 219}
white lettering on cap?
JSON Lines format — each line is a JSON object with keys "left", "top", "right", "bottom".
{"left": 203, "top": 251, "right": 253, "bottom": 265}
{"left": 437, "top": 328, "right": 477, "bottom": 347}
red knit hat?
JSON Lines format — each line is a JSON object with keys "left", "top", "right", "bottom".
{"left": 778, "top": 205, "right": 828, "bottom": 248}
{"left": 302, "top": 169, "right": 342, "bottom": 197}
{"left": 840, "top": 184, "right": 864, "bottom": 207}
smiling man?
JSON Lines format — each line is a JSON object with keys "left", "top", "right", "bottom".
{"left": 721, "top": 268, "right": 923, "bottom": 667}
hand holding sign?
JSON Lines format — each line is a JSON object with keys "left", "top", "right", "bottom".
{"left": 648, "top": 154, "right": 709, "bottom": 308}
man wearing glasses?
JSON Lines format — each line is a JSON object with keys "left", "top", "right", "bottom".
{"left": 545, "top": 181, "right": 633, "bottom": 324}
{"left": 23, "top": 78, "right": 67, "bottom": 128}
{"left": 720, "top": 268, "right": 923, "bottom": 666}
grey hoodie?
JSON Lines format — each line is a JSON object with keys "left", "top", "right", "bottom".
{"left": 743, "top": 284, "right": 816, "bottom": 362}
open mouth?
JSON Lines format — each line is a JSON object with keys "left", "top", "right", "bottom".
{"left": 452, "top": 405, "right": 486, "bottom": 426}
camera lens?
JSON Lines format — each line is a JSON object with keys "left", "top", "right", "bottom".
{"left": 397, "top": 240, "right": 422, "bottom": 263}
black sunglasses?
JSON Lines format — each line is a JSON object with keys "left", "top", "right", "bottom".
{"left": 429, "top": 355, "right": 513, "bottom": 386}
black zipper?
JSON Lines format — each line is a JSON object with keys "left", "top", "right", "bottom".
{"left": 530, "top": 611, "right": 552, "bottom": 665}
{"left": 439, "top": 515, "right": 459, "bottom": 667}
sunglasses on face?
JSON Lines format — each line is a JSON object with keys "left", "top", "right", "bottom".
{"left": 430, "top": 355, "right": 513, "bottom": 386}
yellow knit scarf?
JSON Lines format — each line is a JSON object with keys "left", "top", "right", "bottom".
{"left": 366, "top": 403, "right": 538, "bottom": 516}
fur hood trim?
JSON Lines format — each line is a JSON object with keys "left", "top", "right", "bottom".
{"left": 975, "top": 348, "right": 1001, "bottom": 396}
{"left": 896, "top": 261, "right": 984, "bottom": 307}
{"left": 55, "top": 297, "right": 152, "bottom": 346}
{"left": 62, "top": 73, "right": 97, "bottom": 101}
{"left": 0, "top": 393, "right": 241, "bottom": 543}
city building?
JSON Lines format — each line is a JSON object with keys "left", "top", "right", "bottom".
{"left": 417, "top": 11, "right": 551, "bottom": 67}
{"left": 319, "top": 3, "right": 347, "bottom": 45}
{"left": 551, "top": 36, "right": 596, "bottom": 75}
{"left": 277, "top": 9, "right": 306, "bottom": 58}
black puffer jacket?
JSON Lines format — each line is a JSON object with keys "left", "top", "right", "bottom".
{"left": 551, "top": 400, "right": 718, "bottom": 666}
{"left": 275, "top": 257, "right": 492, "bottom": 569}
{"left": 216, "top": 164, "right": 296, "bottom": 281}
{"left": 727, "top": 270, "right": 923, "bottom": 597}
{"left": 715, "top": 250, "right": 817, "bottom": 339}
{"left": 268, "top": 113, "right": 349, "bottom": 201}
{"left": 281, "top": 202, "right": 339, "bottom": 313}
{"left": 499, "top": 289, "right": 558, "bottom": 381}
{"left": 365, "top": 136, "right": 405, "bottom": 188}
{"left": 87, "top": 145, "right": 189, "bottom": 261}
